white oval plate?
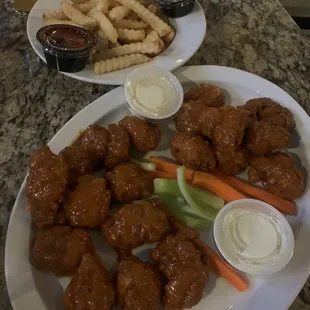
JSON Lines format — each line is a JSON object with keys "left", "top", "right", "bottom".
{"left": 26, "top": 0, "right": 206, "bottom": 85}
{"left": 5, "top": 66, "right": 310, "bottom": 310}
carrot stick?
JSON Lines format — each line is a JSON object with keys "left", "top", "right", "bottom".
{"left": 169, "top": 218, "right": 249, "bottom": 292}
{"left": 148, "top": 156, "right": 194, "bottom": 182}
{"left": 212, "top": 170, "right": 297, "bottom": 215}
{"left": 148, "top": 170, "right": 176, "bottom": 180}
{"left": 193, "top": 239, "right": 249, "bottom": 292}
{"left": 192, "top": 171, "right": 246, "bottom": 202}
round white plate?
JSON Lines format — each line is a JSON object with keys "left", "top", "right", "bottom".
{"left": 5, "top": 66, "right": 310, "bottom": 310}
{"left": 26, "top": 0, "right": 206, "bottom": 85}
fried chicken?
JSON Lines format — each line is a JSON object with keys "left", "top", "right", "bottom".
{"left": 246, "top": 121, "right": 290, "bottom": 154}
{"left": 248, "top": 152, "right": 305, "bottom": 200}
{"left": 175, "top": 101, "right": 221, "bottom": 137}
{"left": 30, "top": 226, "right": 94, "bottom": 275}
{"left": 184, "top": 83, "right": 225, "bottom": 108}
{"left": 26, "top": 146, "right": 68, "bottom": 228}
{"left": 105, "top": 162, "right": 153, "bottom": 203}
{"left": 212, "top": 106, "right": 247, "bottom": 151}
{"left": 237, "top": 97, "right": 294, "bottom": 129}
{"left": 116, "top": 256, "right": 163, "bottom": 310}
{"left": 215, "top": 146, "right": 249, "bottom": 175}
{"left": 80, "top": 124, "right": 109, "bottom": 161}
{"left": 104, "top": 124, "right": 130, "bottom": 169}
{"left": 64, "top": 175, "right": 111, "bottom": 228}
{"left": 60, "top": 145, "right": 93, "bottom": 187}
{"left": 170, "top": 133, "right": 216, "bottom": 172}
{"left": 102, "top": 201, "right": 170, "bottom": 250}
{"left": 64, "top": 253, "right": 115, "bottom": 310}
{"left": 151, "top": 228, "right": 208, "bottom": 310}
{"left": 119, "top": 116, "right": 161, "bottom": 152}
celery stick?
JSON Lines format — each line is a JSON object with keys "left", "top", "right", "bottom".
{"left": 157, "top": 195, "right": 211, "bottom": 231}
{"left": 177, "top": 166, "right": 217, "bottom": 221}
{"left": 154, "top": 179, "right": 184, "bottom": 198}
{"left": 130, "top": 158, "right": 156, "bottom": 171}
{"left": 154, "top": 178, "right": 224, "bottom": 210}
{"left": 187, "top": 184, "right": 224, "bottom": 210}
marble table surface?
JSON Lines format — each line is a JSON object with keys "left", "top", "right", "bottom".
{"left": 1, "top": 0, "right": 310, "bottom": 308}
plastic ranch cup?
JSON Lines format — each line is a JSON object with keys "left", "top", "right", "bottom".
{"left": 124, "top": 66, "right": 184, "bottom": 123}
{"left": 213, "top": 199, "right": 295, "bottom": 276}
{"left": 36, "top": 24, "right": 97, "bottom": 73}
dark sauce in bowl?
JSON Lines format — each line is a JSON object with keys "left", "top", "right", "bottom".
{"left": 155, "top": 0, "right": 195, "bottom": 18}
{"left": 36, "top": 25, "right": 96, "bottom": 73}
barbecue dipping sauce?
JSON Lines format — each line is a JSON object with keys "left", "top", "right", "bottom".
{"left": 36, "top": 25, "right": 96, "bottom": 73}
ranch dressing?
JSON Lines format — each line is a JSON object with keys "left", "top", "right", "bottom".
{"left": 220, "top": 209, "right": 282, "bottom": 271}
{"left": 127, "top": 75, "right": 177, "bottom": 117}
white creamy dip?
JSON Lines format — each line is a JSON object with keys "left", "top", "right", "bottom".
{"left": 126, "top": 75, "right": 177, "bottom": 117}
{"left": 219, "top": 209, "right": 284, "bottom": 272}
{"left": 213, "top": 199, "right": 294, "bottom": 275}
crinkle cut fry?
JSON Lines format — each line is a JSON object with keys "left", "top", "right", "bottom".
{"left": 115, "top": 0, "right": 172, "bottom": 37}
{"left": 94, "top": 54, "right": 150, "bottom": 74}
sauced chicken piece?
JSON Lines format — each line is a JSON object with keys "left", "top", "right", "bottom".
{"left": 104, "top": 124, "right": 130, "bottom": 169}
{"left": 184, "top": 83, "right": 225, "bottom": 108}
{"left": 105, "top": 163, "right": 153, "bottom": 203}
{"left": 64, "top": 253, "right": 115, "bottom": 310}
{"left": 246, "top": 121, "right": 290, "bottom": 154}
{"left": 237, "top": 98, "right": 294, "bottom": 129}
{"left": 119, "top": 116, "right": 161, "bottom": 151}
{"left": 175, "top": 100, "right": 205, "bottom": 135}
{"left": 102, "top": 201, "right": 170, "bottom": 250}
{"left": 30, "top": 226, "right": 94, "bottom": 275}
{"left": 80, "top": 124, "right": 109, "bottom": 161}
{"left": 116, "top": 256, "right": 163, "bottom": 310}
{"left": 151, "top": 229, "right": 208, "bottom": 310}
{"left": 175, "top": 101, "right": 221, "bottom": 137}
{"left": 27, "top": 146, "right": 68, "bottom": 228}
{"left": 248, "top": 152, "right": 305, "bottom": 200}
{"left": 170, "top": 133, "right": 216, "bottom": 172}
{"left": 65, "top": 175, "right": 111, "bottom": 228}
{"left": 199, "top": 106, "right": 222, "bottom": 137}
{"left": 215, "top": 147, "right": 249, "bottom": 175}
{"left": 212, "top": 106, "right": 247, "bottom": 151}
{"left": 60, "top": 145, "right": 93, "bottom": 187}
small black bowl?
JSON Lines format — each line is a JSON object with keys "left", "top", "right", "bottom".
{"left": 154, "top": 0, "right": 195, "bottom": 18}
{"left": 36, "top": 24, "right": 96, "bottom": 73}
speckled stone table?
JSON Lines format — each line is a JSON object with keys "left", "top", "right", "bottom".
{"left": 1, "top": 0, "right": 310, "bottom": 308}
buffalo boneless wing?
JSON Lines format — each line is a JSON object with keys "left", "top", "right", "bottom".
{"left": 184, "top": 83, "right": 225, "bottom": 108}
{"left": 215, "top": 146, "right": 249, "bottom": 175}
{"left": 246, "top": 121, "right": 290, "bottom": 155}
{"left": 175, "top": 100, "right": 221, "bottom": 137}
{"left": 248, "top": 152, "right": 305, "bottom": 200}
{"left": 30, "top": 226, "right": 94, "bottom": 275}
{"left": 80, "top": 124, "right": 109, "bottom": 161}
{"left": 102, "top": 201, "right": 170, "bottom": 250}
{"left": 105, "top": 162, "right": 153, "bottom": 203}
{"left": 64, "top": 175, "right": 111, "bottom": 228}
{"left": 237, "top": 97, "right": 295, "bottom": 129}
{"left": 26, "top": 146, "right": 68, "bottom": 228}
{"left": 64, "top": 253, "right": 115, "bottom": 310}
{"left": 212, "top": 106, "right": 247, "bottom": 151}
{"left": 170, "top": 132, "right": 216, "bottom": 172}
{"left": 116, "top": 256, "right": 163, "bottom": 310}
{"left": 104, "top": 123, "right": 130, "bottom": 169}
{"left": 151, "top": 228, "right": 208, "bottom": 310}
{"left": 119, "top": 116, "right": 161, "bottom": 151}
{"left": 60, "top": 145, "right": 93, "bottom": 187}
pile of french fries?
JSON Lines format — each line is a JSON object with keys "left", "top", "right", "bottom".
{"left": 43, "top": 0, "right": 175, "bottom": 75}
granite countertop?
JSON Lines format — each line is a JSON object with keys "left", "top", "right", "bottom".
{"left": 1, "top": 0, "right": 310, "bottom": 308}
